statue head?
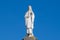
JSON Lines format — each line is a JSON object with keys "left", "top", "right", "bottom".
{"left": 28, "top": 5, "right": 32, "bottom": 11}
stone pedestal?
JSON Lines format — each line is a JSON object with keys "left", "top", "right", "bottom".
{"left": 22, "top": 34, "right": 37, "bottom": 40}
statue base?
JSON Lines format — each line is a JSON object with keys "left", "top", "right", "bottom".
{"left": 22, "top": 34, "right": 37, "bottom": 40}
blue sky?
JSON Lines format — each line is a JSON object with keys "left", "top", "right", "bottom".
{"left": 0, "top": 0, "right": 60, "bottom": 40}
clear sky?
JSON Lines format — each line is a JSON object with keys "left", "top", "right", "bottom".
{"left": 0, "top": 0, "right": 60, "bottom": 40}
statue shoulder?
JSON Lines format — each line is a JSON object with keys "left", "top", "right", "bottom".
{"left": 24, "top": 11, "right": 29, "bottom": 18}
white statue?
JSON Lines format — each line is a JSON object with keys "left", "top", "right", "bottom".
{"left": 25, "top": 5, "right": 35, "bottom": 37}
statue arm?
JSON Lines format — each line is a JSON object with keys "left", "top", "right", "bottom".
{"left": 24, "top": 11, "right": 29, "bottom": 26}
{"left": 31, "top": 11, "right": 35, "bottom": 23}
